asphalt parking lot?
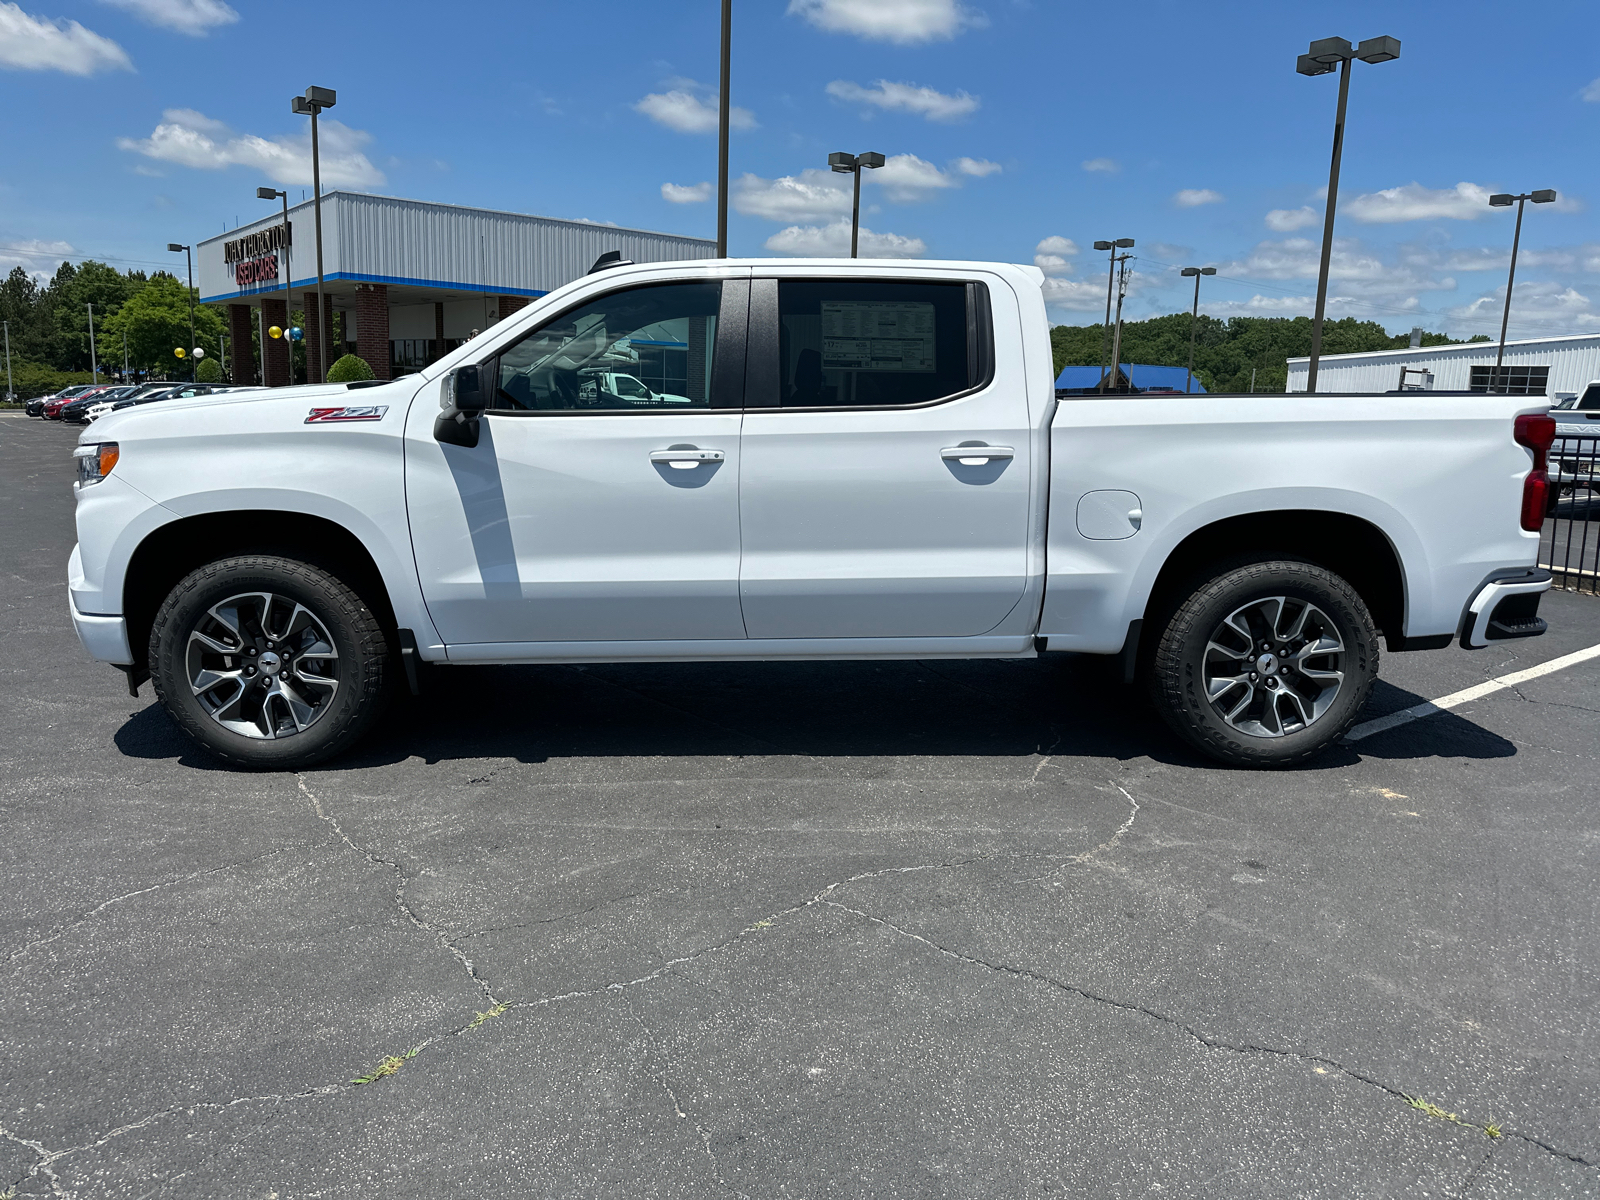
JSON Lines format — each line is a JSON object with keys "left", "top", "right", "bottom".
{"left": 3, "top": 412, "right": 1598, "bottom": 1198}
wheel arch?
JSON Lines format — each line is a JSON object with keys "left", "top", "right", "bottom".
{"left": 1140, "top": 509, "right": 1407, "bottom": 651}
{"left": 123, "top": 511, "right": 398, "bottom": 673}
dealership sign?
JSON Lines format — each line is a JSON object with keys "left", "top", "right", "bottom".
{"left": 226, "top": 222, "right": 291, "bottom": 290}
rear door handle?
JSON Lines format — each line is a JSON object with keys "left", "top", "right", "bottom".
{"left": 941, "top": 445, "right": 1015, "bottom": 465}
{"left": 650, "top": 449, "right": 725, "bottom": 469}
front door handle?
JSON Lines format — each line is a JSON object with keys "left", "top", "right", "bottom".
{"left": 650, "top": 448, "right": 726, "bottom": 470}
{"left": 941, "top": 445, "right": 1015, "bottom": 465}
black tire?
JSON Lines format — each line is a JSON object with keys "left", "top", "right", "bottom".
{"left": 148, "top": 555, "right": 393, "bottom": 769}
{"left": 1147, "top": 558, "right": 1378, "bottom": 768}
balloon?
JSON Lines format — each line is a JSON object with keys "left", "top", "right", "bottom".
{"left": 268, "top": 325, "right": 283, "bottom": 339}
{"left": 174, "top": 347, "right": 186, "bottom": 358}
{"left": 289, "top": 326, "right": 304, "bottom": 341}
{"left": 193, "top": 347, "right": 205, "bottom": 359}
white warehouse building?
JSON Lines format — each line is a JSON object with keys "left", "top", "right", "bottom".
{"left": 1287, "top": 333, "right": 1600, "bottom": 397}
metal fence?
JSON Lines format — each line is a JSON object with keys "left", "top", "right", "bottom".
{"left": 1544, "top": 434, "right": 1600, "bottom": 595}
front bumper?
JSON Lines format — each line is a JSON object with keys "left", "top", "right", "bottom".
{"left": 1460, "top": 568, "right": 1552, "bottom": 649}
{"left": 68, "top": 544, "right": 133, "bottom": 665}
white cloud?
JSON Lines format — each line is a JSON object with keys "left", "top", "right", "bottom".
{"left": 1582, "top": 77, "right": 1600, "bottom": 102}
{"left": 0, "top": 236, "right": 75, "bottom": 283}
{"left": 1345, "top": 181, "right": 1497, "bottom": 223}
{"left": 1040, "top": 276, "right": 1116, "bottom": 314}
{"left": 788, "top": 0, "right": 983, "bottom": 43}
{"left": 1033, "top": 235, "right": 1077, "bottom": 276}
{"left": 874, "top": 152, "right": 959, "bottom": 201}
{"left": 953, "top": 156, "right": 1000, "bottom": 177}
{"left": 661, "top": 181, "right": 711, "bottom": 204}
{"left": 733, "top": 169, "right": 852, "bottom": 223}
{"left": 0, "top": 3, "right": 129, "bottom": 74}
{"left": 99, "top": 0, "right": 237, "bottom": 35}
{"left": 634, "top": 87, "right": 756, "bottom": 134}
{"left": 1081, "top": 157, "right": 1119, "bottom": 174}
{"left": 825, "top": 78, "right": 978, "bottom": 122}
{"left": 117, "top": 108, "right": 385, "bottom": 187}
{"left": 1174, "top": 188, "right": 1224, "bottom": 208}
{"left": 1449, "top": 279, "right": 1600, "bottom": 333}
{"left": 764, "top": 219, "right": 926, "bottom": 258}
{"left": 1266, "top": 205, "right": 1319, "bottom": 232}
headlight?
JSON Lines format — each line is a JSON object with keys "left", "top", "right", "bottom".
{"left": 74, "top": 442, "right": 119, "bottom": 487}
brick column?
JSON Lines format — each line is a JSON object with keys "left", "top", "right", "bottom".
{"left": 302, "top": 291, "right": 335, "bottom": 383}
{"left": 498, "top": 295, "right": 529, "bottom": 325}
{"left": 228, "top": 304, "right": 255, "bottom": 385}
{"left": 355, "top": 283, "right": 391, "bottom": 380}
{"left": 431, "top": 301, "right": 445, "bottom": 363}
{"left": 261, "top": 297, "right": 289, "bottom": 387}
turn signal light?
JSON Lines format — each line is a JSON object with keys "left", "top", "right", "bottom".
{"left": 1514, "top": 414, "right": 1556, "bottom": 533}
{"left": 73, "top": 442, "right": 119, "bottom": 487}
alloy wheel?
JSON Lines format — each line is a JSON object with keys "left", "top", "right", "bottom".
{"left": 185, "top": 591, "right": 340, "bottom": 739}
{"left": 1202, "top": 595, "right": 1345, "bottom": 738}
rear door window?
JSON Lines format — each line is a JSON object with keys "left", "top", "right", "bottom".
{"left": 776, "top": 280, "right": 976, "bottom": 409}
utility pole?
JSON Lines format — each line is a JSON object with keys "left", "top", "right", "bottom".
{"left": 1107, "top": 253, "right": 1133, "bottom": 392}
{"left": 86, "top": 302, "right": 98, "bottom": 383}
{"left": 1092, "top": 239, "right": 1134, "bottom": 391}
{"left": 122, "top": 329, "right": 129, "bottom": 382}
{"left": 3, "top": 320, "right": 12, "bottom": 402}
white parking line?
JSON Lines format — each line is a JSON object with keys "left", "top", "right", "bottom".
{"left": 1345, "top": 641, "right": 1600, "bottom": 742}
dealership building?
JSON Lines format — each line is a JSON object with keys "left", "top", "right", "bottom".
{"left": 196, "top": 191, "right": 716, "bottom": 385}
{"left": 1287, "top": 333, "right": 1600, "bottom": 396}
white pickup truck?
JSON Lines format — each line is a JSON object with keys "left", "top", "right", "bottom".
{"left": 68, "top": 257, "right": 1557, "bottom": 770}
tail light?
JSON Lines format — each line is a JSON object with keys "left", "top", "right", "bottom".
{"left": 1514, "top": 413, "right": 1556, "bottom": 532}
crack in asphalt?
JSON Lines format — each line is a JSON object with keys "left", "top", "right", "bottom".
{"left": 819, "top": 898, "right": 1595, "bottom": 1172}
{"left": 459, "top": 890, "right": 663, "bottom": 942}
{"left": 621, "top": 994, "right": 749, "bottom": 1200}
{"left": 295, "top": 774, "right": 499, "bottom": 1009}
{"left": 3, "top": 847, "right": 300, "bottom": 967}
{"left": 1012, "top": 783, "right": 1142, "bottom": 883}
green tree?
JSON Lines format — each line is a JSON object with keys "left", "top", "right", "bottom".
{"left": 195, "top": 356, "right": 223, "bottom": 382}
{"left": 48, "top": 260, "right": 141, "bottom": 371}
{"left": 99, "top": 274, "right": 222, "bottom": 376}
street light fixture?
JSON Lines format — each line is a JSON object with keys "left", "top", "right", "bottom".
{"left": 1092, "top": 239, "right": 1135, "bottom": 392}
{"left": 256, "top": 185, "right": 293, "bottom": 385}
{"left": 828, "top": 151, "right": 886, "bottom": 258}
{"left": 291, "top": 85, "right": 336, "bottom": 383}
{"left": 1180, "top": 266, "right": 1217, "bottom": 394}
{"left": 1295, "top": 34, "right": 1401, "bottom": 393}
{"left": 1487, "top": 189, "right": 1557, "bottom": 393}
{"left": 167, "top": 243, "right": 195, "bottom": 382}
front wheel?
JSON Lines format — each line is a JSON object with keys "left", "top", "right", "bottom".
{"left": 149, "top": 555, "right": 393, "bottom": 769}
{"left": 1148, "top": 558, "right": 1378, "bottom": 767}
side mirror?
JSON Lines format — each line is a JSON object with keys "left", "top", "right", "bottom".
{"left": 436, "top": 363, "right": 488, "bottom": 448}
{"left": 450, "top": 364, "right": 486, "bottom": 414}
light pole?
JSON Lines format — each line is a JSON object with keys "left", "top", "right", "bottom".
{"left": 256, "top": 185, "right": 294, "bottom": 385}
{"left": 1107, "top": 252, "right": 1134, "bottom": 392}
{"left": 716, "top": 0, "right": 731, "bottom": 257}
{"left": 1488, "top": 189, "right": 1557, "bottom": 392}
{"left": 291, "top": 85, "right": 336, "bottom": 383}
{"left": 167, "top": 242, "right": 196, "bottom": 381}
{"left": 3, "top": 319, "right": 12, "bottom": 402}
{"left": 86, "top": 302, "right": 98, "bottom": 383}
{"left": 1093, "top": 239, "right": 1134, "bottom": 392}
{"left": 1296, "top": 35, "right": 1400, "bottom": 393}
{"left": 1180, "top": 266, "right": 1216, "bottom": 394}
{"left": 828, "top": 151, "right": 886, "bottom": 258}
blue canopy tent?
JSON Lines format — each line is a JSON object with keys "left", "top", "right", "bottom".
{"left": 1055, "top": 364, "right": 1207, "bottom": 394}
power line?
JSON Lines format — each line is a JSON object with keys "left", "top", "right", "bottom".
{"left": 0, "top": 244, "right": 179, "bottom": 272}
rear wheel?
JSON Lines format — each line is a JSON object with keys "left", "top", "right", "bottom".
{"left": 149, "top": 555, "right": 392, "bottom": 769}
{"left": 1148, "top": 558, "right": 1378, "bottom": 767}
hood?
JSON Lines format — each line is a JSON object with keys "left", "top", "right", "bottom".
{"left": 77, "top": 377, "right": 421, "bottom": 444}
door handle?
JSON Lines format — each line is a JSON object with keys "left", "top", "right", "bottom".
{"left": 650, "top": 449, "right": 725, "bottom": 470}
{"left": 941, "top": 445, "right": 1015, "bottom": 465}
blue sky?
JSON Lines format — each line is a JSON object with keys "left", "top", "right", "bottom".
{"left": 3, "top": 0, "right": 1599, "bottom": 338}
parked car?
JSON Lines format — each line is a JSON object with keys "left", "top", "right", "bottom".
{"left": 68, "top": 257, "right": 1555, "bottom": 770}
{"left": 46, "top": 386, "right": 113, "bottom": 420}
{"left": 32, "top": 385, "right": 97, "bottom": 418}
{"left": 60, "top": 387, "right": 133, "bottom": 424}
{"left": 1551, "top": 379, "right": 1600, "bottom": 493}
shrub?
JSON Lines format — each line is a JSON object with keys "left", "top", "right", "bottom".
{"left": 327, "top": 354, "right": 375, "bottom": 383}
{"left": 195, "top": 357, "right": 223, "bottom": 383}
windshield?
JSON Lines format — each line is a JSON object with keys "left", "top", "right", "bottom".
{"left": 1577, "top": 384, "right": 1600, "bottom": 412}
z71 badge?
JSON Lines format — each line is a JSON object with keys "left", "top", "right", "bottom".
{"left": 305, "top": 405, "right": 388, "bottom": 424}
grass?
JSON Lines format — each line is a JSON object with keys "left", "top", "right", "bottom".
{"left": 1402, "top": 1094, "right": 1503, "bottom": 1139}
{"left": 466, "top": 1002, "right": 507, "bottom": 1031}
{"left": 351, "top": 1046, "right": 420, "bottom": 1085}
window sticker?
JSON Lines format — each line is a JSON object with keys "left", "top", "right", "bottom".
{"left": 821, "top": 301, "right": 937, "bottom": 372}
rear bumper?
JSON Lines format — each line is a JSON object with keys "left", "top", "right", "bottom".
{"left": 1460, "top": 568, "right": 1551, "bottom": 649}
